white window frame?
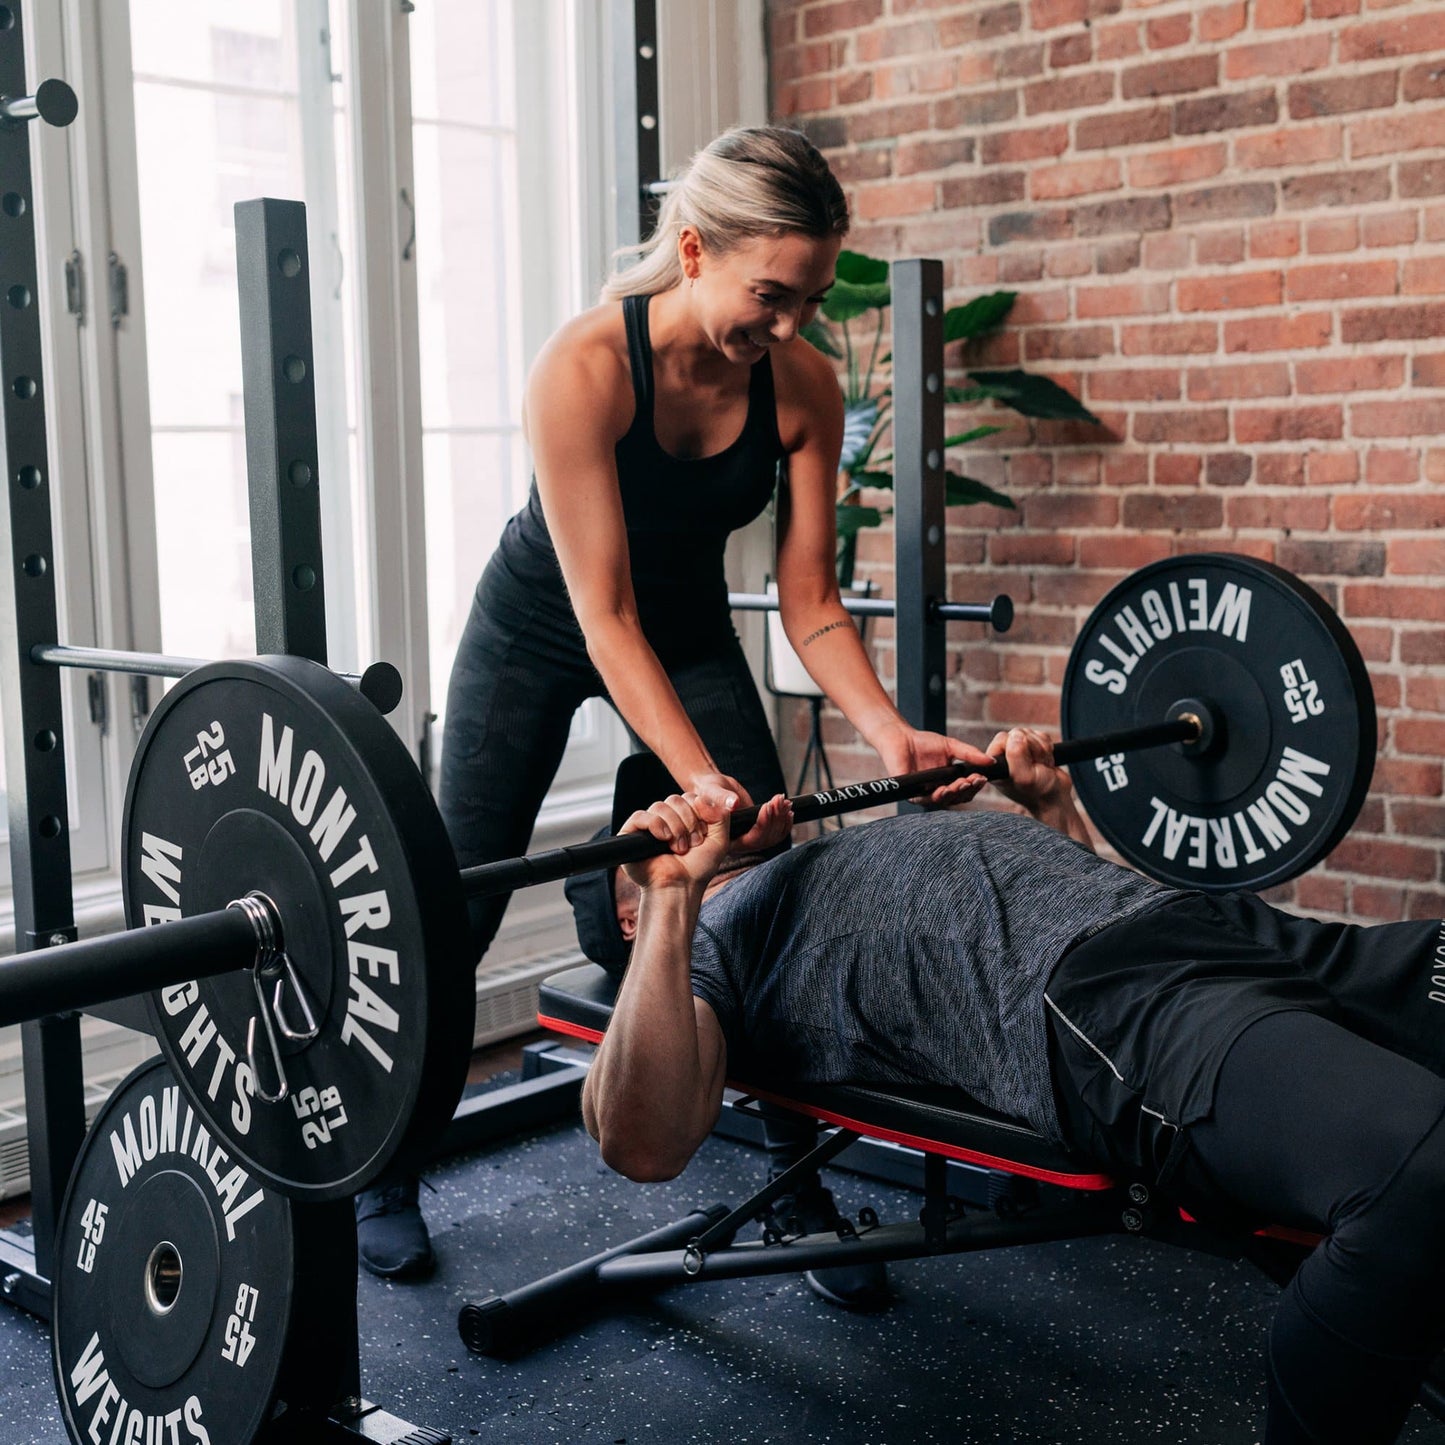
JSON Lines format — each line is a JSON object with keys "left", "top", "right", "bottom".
{"left": 0, "top": 0, "right": 127, "bottom": 954}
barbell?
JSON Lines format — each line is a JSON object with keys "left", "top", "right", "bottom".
{"left": 0, "top": 553, "right": 1376, "bottom": 1206}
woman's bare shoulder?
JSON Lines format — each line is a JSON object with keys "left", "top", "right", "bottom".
{"left": 527, "top": 302, "right": 634, "bottom": 439}
{"left": 769, "top": 335, "right": 843, "bottom": 450}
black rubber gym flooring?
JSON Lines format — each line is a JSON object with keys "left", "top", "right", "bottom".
{"left": 5, "top": 1108, "right": 1445, "bottom": 1445}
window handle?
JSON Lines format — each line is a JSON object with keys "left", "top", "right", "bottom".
{"left": 400, "top": 186, "right": 415, "bottom": 261}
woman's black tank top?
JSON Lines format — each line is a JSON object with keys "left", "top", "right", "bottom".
{"left": 492, "top": 293, "right": 784, "bottom": 660}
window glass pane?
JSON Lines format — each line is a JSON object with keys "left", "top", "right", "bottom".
{"left": 131, "top": 85, "right": 302, "bottom": 431}
{"left": 408, "top": 1, "right": 515, "bottom": 129}
{"left": 130, "top": 6, "right": 360, "bottom": 665}
{"left": 129, "top": 2, "right": 294, "bottom": 94}
{"left": 412, "top": 0, "right": 525, "bottom": 712}
{"left": 423, "top": 431, "right": 524, "bottom": 700}
{"left": 151, "top": 431, "right": 257, "bottom": 661}
{"left": 413, "top": 127, "right": 519, "bottom": 429}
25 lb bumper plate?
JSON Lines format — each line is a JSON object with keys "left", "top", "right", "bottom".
{"left": 122, "top": 656, "right": 474, "bottom": 1201}
{"left": 52, "top": 1058, "right": 355, "bottom": 1445}
{"left": 1061, "top": 553, "right": 1375, "bottom": 892}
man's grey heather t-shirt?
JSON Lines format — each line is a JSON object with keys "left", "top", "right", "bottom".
{"left": 689, "top": 810, "right": 1174, "bottom": 1143}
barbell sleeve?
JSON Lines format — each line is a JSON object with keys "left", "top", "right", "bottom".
{"left": 31, "top": 645, "right": 404, "bottom": 714}
{"left": 458, "top": 715, "right": 1203, "bottom": 899}
{"left": 1063, "top": 717, "right": 1202, "bottom": 765}
{"left": 0, "top": 907, "right": 259, "bottom": 1029}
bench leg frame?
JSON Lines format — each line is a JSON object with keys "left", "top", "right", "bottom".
{"left": 458, "top": 1123, "right": 1133, "bottom": 1358}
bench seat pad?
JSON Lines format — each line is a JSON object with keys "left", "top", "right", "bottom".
{"left": 538, "top": 963, "right": 1114, "bottom": 1191}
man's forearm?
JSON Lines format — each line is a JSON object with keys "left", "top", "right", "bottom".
{"left": 582, "top": 883, "right": 721, "bottom": 1181}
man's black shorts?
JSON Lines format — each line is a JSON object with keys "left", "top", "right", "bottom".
{"left": 1044, "top": 891, "right": 1445, "bottom": 1182}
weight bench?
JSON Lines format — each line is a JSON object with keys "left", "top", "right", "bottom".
{"left": 457, "top": 963, "right": 1310, "bottom": 1359}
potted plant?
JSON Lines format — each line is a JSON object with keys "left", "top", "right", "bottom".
{"left": 801, "top": 250, "right": 1101, "bottom": 587}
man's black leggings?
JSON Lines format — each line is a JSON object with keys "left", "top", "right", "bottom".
{"left": 1048, "top": 892, "right": 1445, "bottom": 1444}
{"left": 1187, "top": 1011, "right": 1445, "bottom": 1444}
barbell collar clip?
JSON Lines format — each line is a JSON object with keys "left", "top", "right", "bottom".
{"left": 247, "top": 978, "right": 292, "bottom": 1106}
{"left": 270, "top": 953, "right": 321, "bottom": 1044}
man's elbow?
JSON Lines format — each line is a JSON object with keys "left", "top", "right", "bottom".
{"left": 595, "top": 1102, "right": 716, "bottom": 1182}
{"left": 597, "top": 1133, "right": 691, "bottom": 1184}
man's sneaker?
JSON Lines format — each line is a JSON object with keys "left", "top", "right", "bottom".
{"left": 769, "top": 1182, "right": 891, "bottom": 1313}
{"left": 355, "top": 1175, "right": 435, "bottom": 1280}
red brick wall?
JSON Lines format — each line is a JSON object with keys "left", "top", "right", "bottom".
{"left": 767, "top": 0, "right": 1445, "bottom": 920}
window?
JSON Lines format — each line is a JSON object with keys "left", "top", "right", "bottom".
{"left": 410, "top": 0, "right": 523, "bottom": 708}
{"left": 4, "top": 0, "right": 629, "bottom": 945}
{"left": 409, "top": 0, "right": 625, "bottom": 799}
{"left": 127, "top": 1, "right": 360, "bottom": 667}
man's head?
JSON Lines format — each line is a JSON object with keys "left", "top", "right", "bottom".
{"left": 564, "top": 753, "right": 786, "bottom": 976}
{"left": 563, "top": 753, "right": 686, "bottom": 975}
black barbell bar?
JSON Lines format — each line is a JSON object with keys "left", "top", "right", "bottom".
{"left": 0, "top": 715, "right": 1200, "bottom": 1030}
{"left": 0, "top": 906, "right": 261, "bottom": 1029}
{"left": 457, "top": 714, "right": 1201, "bottom": 898}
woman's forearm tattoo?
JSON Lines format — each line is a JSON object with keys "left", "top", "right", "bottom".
{"left": 801, "top": 619, "right": 849, "bottom": 648}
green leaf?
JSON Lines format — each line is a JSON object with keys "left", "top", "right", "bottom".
{"left": 839, "top": 399, "right": 880, "bottom": 470}
{"left": 824, "top": 250, "right": 893, "bottom": 319}
{"left": 944, "top": 470, "right": 1016, "bottom": 509}
{"left": 801, "top": 318, "right": 843, "bottom": 359}
{"left": 944, "top": 425, "right": 1006, "bottom": 447}
{"left": 834, "top": 504, "right": 885, "bottom": 539}
{"left": 834, "top": 250, "right": 890, "bottom": 286}
{"left": 965, "top": 369, "right": 1100, "bottom": 422}
{"left": 850, "top": 470, "right": 894, "bottom": 490}
{"left": 943, "top": 292, "right": 1016, "bottom": 342}
{"left": 943, "top": 385, "right": 991, "bottom": 405}
{"left": 822, "top": 279, "right": 890, "bottom": 322}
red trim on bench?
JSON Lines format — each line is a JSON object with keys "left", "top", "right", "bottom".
{"left": 539, "top": 1012, "right": 1117, "bottom": 1192}
{"left": 538, "top": 1015, "right": 603, "bottom": 1050}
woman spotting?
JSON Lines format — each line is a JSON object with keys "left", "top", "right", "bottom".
{"left": 356, "top": 127, "right": 980, "bottom": 1290}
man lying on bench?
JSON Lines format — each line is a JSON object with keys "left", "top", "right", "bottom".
{"left": 579, "top": 728, "right": 1445, "bottom": 1445}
